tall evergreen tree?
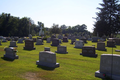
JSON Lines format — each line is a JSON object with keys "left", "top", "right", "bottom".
{"left": 93, "top": 0, "right": 120, "bottom": 36}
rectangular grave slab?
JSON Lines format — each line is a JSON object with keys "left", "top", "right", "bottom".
{"left": 55, "top": 46, "right": 68, "bottom": 54}
{"left": 80, "top": 46, "right": 97, "bottom": 57}
{"left": 36, "top": 51, "right": 59, "bottom": 68}
{"left": 95, "top": 54, "right": 120, "bottom": 80}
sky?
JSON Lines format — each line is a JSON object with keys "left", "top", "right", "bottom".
{"left": 0, "top": 0, "right": 103, "bottom": 32}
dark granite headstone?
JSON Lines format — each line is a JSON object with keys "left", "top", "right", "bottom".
{"left": 51, "top": 38, "right": 59, "bottom": 46}
{"left": 62, "top": 37, "right": 68, "bottom": 42}
{"left": 80, "top": 46, "right": 97, "bottom": 57}
{"left": 96, "top": 42, "right": 106, "bottom": 51}
{"left": 107, "top": 40, "right": 116, "bottom": 47}
{"left": 24, "top": 39, "right": 35, "bottom": 50}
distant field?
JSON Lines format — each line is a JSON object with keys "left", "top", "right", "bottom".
{"left": 0, "top": 38, "right": 120, "bottom": 80}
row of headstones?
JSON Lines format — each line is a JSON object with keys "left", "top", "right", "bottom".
{"left": 4, "top": 45, "right": 120, "bottom": 80}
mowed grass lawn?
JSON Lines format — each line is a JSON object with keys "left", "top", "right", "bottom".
{"left": 0, "top": 39, "right": 120, "bottom": 80}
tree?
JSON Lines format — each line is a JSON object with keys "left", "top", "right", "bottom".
{"left": 50, "top": 24, "right": 62, "bottom": 34}
{"left": 93, "top": 0, "right": 120, "bottom": 37}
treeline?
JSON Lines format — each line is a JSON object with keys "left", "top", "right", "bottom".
{"left": 0, "top": 13, "right": 36, "bottom": 37}
{"left": 0, "top": 13, "right": 90, "bottom": 37}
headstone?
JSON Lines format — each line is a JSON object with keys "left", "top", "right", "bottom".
{"left": 4, "top": 47, "right": 18, "bottom": 59}
{"left": 107, "top": 40, "right": 116, "bottom": 47}
{"left": 80, "top": 38, "right": 87, "bottom": 43}
{"left": 62, "top": 37, "right": 68, "bottom": 42}
{"left": 24, "top": 39, "right": 35, "bottom": 50}
{"left": 0, "top": 36, "right": 3, "bottom": 39}
{"left": 51, "top": 38, "right": 60, "bottom": 46}
{"left": 36, "top": 51, "right": 59, "bottom": 68}
{"left": 92, "top": 37, "right": 98, "bottom": 42}
{"left": 113, "top": 38, "right": 120, "bottom": 45}
{"left": 58, "top": 35, "right": 63, "bottom": 39}
{"left": 70, "top": 36, "right": 76, "bottom": 44}
{"left": 46, "top": 38, "right": 51, "bottom": 43}
{"left": 74, "top": 40, "right": 84, "bottom": 48}
{"left": 14, "top": 37, "right": 19, "bottom": 41}
{"left": 9, "top": 41, "right": 17, "bottom": 47}
{"left": 33, "top": 38, "right": 36, "bottom": 42}
{"left": 95, "top": 54, "right": 120, "bottom": 80}
{"left": 36, "top": 39, "right": 43, "bottom": 45}
{"left": 17, "top": 38, "right": 23, "bottom": 43}
{"left": 6, "top": 37, "right": 11, "bottom": 41}
{"left": 87, "top": 38, "right": 92, "bottom": 41}
{"left": 80, "top": 46, "right": 97, "bottom": 57}
{"left": 96, "top": 42, "right": 106, "bottom": 51}
{"left": 55, "top": 46, "right": 68, "bottom": 54}
{"left": 44, "top": 47, "right": 50, "bottom": 51}
{"left": 51, "top": 35, "right": 56, "bottom": 41}
{"left": 2, "top": 38, "right": 7, "bottom": 42}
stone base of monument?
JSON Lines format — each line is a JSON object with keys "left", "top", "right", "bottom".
{"left": 55, "top": 51, "right": 68, "bottom": 54}
{"left": 35, "top": 43, "right": 43, "bottom": 45}
{"left": 36, "top": 61, "right": 59, "bottom": 68}
{"left": 4, "top": 54, "right": 19, "bottom": 59}
{"left": 80, "top": 53, "right": 97, "bottom": 57}
{"left": 9, "top": 45, "right": 18, "bottom": 47}
{"left": 92, "top": 41, "right": 98, "bottom": 42}
{"left": 2, "top": 41, "right": 7, "bottom": 42}
{"left": 24, "top": 47, "right": 36, "bottom": 50}
{"left": 96, "top": 48, "right": 107, "bottom": 51}
{"left": 44, "top": 47, "right": 50, "bottom": 51}
{"left": 51, "top": 44, "right": 60, "bottom": 46}
{"left": 95, "top": 70, "right": 120, "bottom": 80}
{"left": 74, "top": 46, "right": 82, "bottom": 49}
{"left": 115, "top": 49, "right": 120, "bottom": 52}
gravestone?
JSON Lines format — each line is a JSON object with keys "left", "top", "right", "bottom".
{"left": 6, "top": 37, "right": 11, "bottom": 41}
{"left": 33, "top": 38, "right": 36, "bottom": 42}
{"left": 62, "top": 37, "right": 68, "bottom": 42}
{"left": 51, "top": 38, "right": 59, "bottom": 46}
{"left": 95, "top": 54, "right": 120, "bottom": 80}
{"left": 36, "top": 51, "right": 59, "bottom": 68}
{"left": 2, "top": 38, "right": 7, "bottom": 42}
{"left": 44, "top": 47, "right": 50, "bottom": 51}
{"left": 55, "top": 46, "right": 68, "bottom": 54}
{"left": 80, "top": 46, "right": 97, "bottom": 57}
{"left": 51, "top": 35, "right": 56, "bottom": 41}
{"left": 58, "top": 35, "right": 63, "bottom": 39}
{"left": 17, "top": 38, "right": 23, "bottom": 43}
{"left": 87, "top": 38, "right": 92, "bottom": 41}
{"left": 80, "top": 38, "right": 87, "bottom": 43}
{"left": 9, "top": 41, "right": 17, "bottom": 47}
{"left": 14, "top": 37, "right": 19, "bottom": 41}
{"left": 59, "top": 40, "right": 62, "bottom": 43}
{"left": 46, "top": 38, "right": 51, "bottom": 43}
{"left": 4, "top": 47, "right": 18, "bottom": 59}
{"left": 36, "top": 39, "right": 43, "bottom": 45}
{"left": 114, "top": 38, "right": 120, "bottom": 45}
{"left": 96, "top": 42, "right": 106, "bottom": 51}
{"left": 92, "top": 37, "right": 98, "bottom": 42}
{"left": 107, "top": 40, "right": 116, "bottom": 47}
{"left": 24, "top": 39, "right": 35, "bottom": 50}
{"left": 70, "top": 36, "right": 76, "bottom": 44}
{"left": 74, "top": 40, "right": 84, "bottom": 48}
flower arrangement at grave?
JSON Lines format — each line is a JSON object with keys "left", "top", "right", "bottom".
{"left": 103, "top": 73, "right": 113, "bottom": 80}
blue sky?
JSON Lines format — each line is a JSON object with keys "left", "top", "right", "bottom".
{"left": 0, "top": 0, "right": 102, "bottom": 32}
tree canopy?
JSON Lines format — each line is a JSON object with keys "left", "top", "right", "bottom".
{"left": 93, "top": 0, "right": 120, "bottom": 37}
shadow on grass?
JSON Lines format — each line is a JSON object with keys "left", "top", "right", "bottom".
{"left": 1, "top": 57, "right": 14, "bottom": 61}
{"left": 23, "top": 49, "right": 33, "bottom": 51}
{"left": 37, "top": 65, "right": 55, "bottom": 71}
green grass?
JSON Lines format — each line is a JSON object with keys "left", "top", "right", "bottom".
{"left": 0, "top": 39, "right": 120, "bottom": 80}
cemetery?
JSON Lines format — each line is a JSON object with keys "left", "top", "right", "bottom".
{"left": 0, "top": 0, "right": 120, "bottom": 79}
{"left": 0, "top": 35, "right": 120, "bottom": 80}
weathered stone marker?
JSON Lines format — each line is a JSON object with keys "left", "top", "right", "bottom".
{"left": 95, "top": 54, "right": 120, "bottom": 80}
